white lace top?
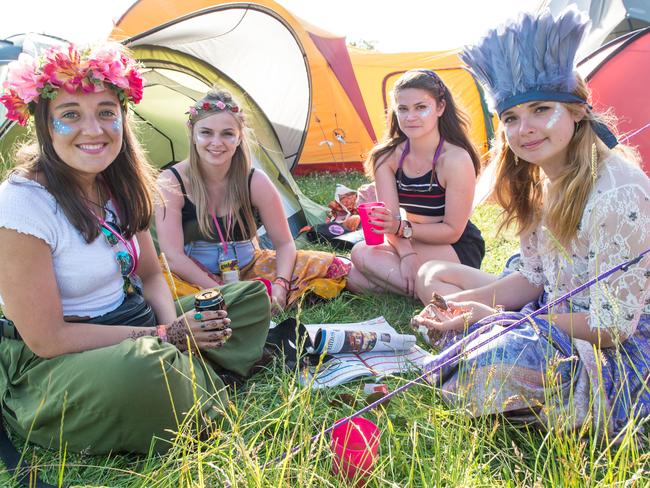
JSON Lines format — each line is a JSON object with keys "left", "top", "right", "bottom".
{"left": 0, "top": 175, "right": 137, "bottom": 317}
{"left": 519, "top": 155, "right": 650, "bottom": 338}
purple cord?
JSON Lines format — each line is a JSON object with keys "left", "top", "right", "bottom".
{"left": 262, "top": 247, "right": 650, "bottom": 468}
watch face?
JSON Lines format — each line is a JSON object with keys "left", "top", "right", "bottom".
{"left": 403, "top": 221, "right": 413, "bottom": 238}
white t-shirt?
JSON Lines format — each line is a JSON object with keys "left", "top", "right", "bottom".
{"left": 0, "top": 174, "right": 137, "bottom": 317}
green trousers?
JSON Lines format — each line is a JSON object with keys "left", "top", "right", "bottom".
{"left": 0, "top": 280, "right": 270, "bottom": 454}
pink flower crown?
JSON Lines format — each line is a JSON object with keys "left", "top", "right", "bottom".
{"left": 186, "top": 99, "right": 241, "bottom": 126}
{"left": 0, "top": 43, "right": 144, "bottom": 126}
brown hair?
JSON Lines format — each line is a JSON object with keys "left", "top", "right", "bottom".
{"left": 12, "top": 94, "right": 157, "bottom": 242}
{"left": 363, "top": 69, "right": 481, "bottom": 179}
{"left": 492, "top": 76, "right": 637, "bottom": 246}
{"left": 186, "top": 88, "right": 257, "bottom": 240}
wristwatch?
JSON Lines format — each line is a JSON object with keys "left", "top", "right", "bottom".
{"left": 402, "top": 220, "right": 413, "bottom": 239}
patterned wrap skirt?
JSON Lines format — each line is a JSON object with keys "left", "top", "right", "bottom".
{"left": 425, "top": 299, "right": 650, "bottom": 441}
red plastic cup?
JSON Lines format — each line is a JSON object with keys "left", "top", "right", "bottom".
{"left": 331, "top": 417, "right": 381, "bottom": 481}
{"left": 357, "top": 202, "right": 386, "bottom": 246}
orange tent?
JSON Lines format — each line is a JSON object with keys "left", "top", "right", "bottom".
{"left": 111, "top": 1, "right": 495, "bottom": 174}
{"left": 349, "top": 48, "right": 496, "bottom": 163}
{"left": 111, "top": 0, "right": 376, "bottom": 173}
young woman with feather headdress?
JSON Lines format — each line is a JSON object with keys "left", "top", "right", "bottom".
{"left": 412, "top": 7, "right": 650, "bottom": 439}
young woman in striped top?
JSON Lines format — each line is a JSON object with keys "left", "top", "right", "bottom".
{"left": 347, "top": 70, "right": 485, "bottom": 297}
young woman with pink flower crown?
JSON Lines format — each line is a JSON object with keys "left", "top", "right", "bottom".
{"left": 155, "top": 88, "right": 350, "bottom": 313}
{"left": 0, "top": 43, "right": 271, "bottom": 455}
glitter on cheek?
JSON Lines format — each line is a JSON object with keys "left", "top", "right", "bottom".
{"left": 51, "top": 118, "right": 73, "bottom": 135}
{"left": 545, "top": 103, "right": 562, "bottom": 130}
{"left": 194, "top": 132, "right": 213, "bottom": 144}
{"left": 418, "top": 107, "right": 433, "bottom": 118}
{"left": 505, "top": 124, "right": 517, "bottom": 142}
{"left": 111, "top": 117, "right": 122, "bottom": 133}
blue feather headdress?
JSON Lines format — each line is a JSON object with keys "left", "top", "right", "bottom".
{"left": 460, "top": 7, "right": 589, "bottom": 116}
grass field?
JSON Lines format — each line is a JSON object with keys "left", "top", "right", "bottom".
{"left": 2, "top": 170, "right": 648, "bottom": 487}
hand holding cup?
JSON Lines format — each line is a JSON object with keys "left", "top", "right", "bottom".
{"left": 357, "top": 202, "right": 387, "bottom": 245}
{"left": 367, "top": 206, "right": 400, "bottom": 235}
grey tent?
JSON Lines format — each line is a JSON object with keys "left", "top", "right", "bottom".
{"left": 548, "top": 0, "right": 650, "bottom": 56}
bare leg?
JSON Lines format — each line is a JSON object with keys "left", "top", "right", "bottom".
{"left": 350, "top": 242, "right": 409, "bottom": 295}
{"left": 351, "top": 240, "right": 467, "bottom": 296}
{"left": 345, "top": 265, "right": 385, "bottom": 294}
{"left": 415, "top": 260, "right": 497, "bottom": 304}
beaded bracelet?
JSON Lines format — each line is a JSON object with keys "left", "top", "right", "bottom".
{"left": 156, "top": 324, "right": 168, "bottom": 343}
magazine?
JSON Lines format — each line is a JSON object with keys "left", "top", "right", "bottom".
{"left": 311, "top": 325, "right": 416, "bottom": 354}
{"left": 300, "top": 316, "right": 434, "bottom": 389}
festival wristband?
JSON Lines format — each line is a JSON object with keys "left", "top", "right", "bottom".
{"left": 273, "top": 277, "right": 291, "bottom": 292}
{"left": 156, "top": 324, "right": 169, "bottom": 343}
{"left": 394, "top": 220, "right": 403, "bottom": 236}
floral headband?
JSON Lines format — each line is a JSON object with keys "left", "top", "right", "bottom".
{"left": 187, "top": 99, "right": 242, "bottom": 125}
{"left": 0, "top": 43, "right": 144, "bottom": 126}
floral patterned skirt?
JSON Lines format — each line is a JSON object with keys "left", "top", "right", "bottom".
{"left": 163, "top": 249, "right": 350, "bottom": 307}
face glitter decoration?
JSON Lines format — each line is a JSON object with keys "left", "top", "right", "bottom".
{"left": 52, "top": 117, "right": 73, "bottom": 135}
{"left": 111, "top": 116, "right": 122, "bottom": 133}
{"left": 417, "top": 106, "right": 433, "bottom": 118}
{"left": 396, "top": 104, "right": 433, "bottom": 119}
{"left": 545, "top": 103, "right": 562, "bottom": 130}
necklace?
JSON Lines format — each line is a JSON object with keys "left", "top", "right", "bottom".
{"left": 210, "top": 209, "right": 233, "bottom": 255}
{"left": 398, "top": 137, "right": 445, "bottom": 189}
{"left": 85, "top": 183, "right": 139, "bottom": 277}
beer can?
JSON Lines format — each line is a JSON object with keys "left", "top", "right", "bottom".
{"left": 194, "top": 289, "right": 226, "bottom": 312}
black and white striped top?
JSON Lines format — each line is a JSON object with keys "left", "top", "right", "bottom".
{"left": 395, "top": 138, "right": 446, "bottom": 217}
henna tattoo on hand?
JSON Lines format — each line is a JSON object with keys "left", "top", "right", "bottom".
{"left": 128, "top": 329, "right": 157, "bottom": 340}
{"left": 166, "top": 318, "right": 190, "bottom": 352}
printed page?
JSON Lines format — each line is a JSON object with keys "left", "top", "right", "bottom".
{"left": 301, "top": 345, "right": 433, "bottom": 389}
{"left": 304, "top": 316, "right": 396, "bottom": 340}
{"left": 300, "top": 316, "right": 434, "bottom": 389}
{"left": 313, "top": 328, "right": 416, "bottom": 354}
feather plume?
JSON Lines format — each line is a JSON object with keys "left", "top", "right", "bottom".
{"left": 460, "top": 6, "right": 590, "bottom": 112}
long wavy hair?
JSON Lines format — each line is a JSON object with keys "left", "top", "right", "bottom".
{"left": 12, "top": 93, "right": 157, "bottom": 242}
{"left": 186, "top": 88, "right": 256, "bottom": 241}
{"left": 492, "top": 76, "right": 638, "bottom": 246}
{"left": 363, "top": 69, "right": 481, "bottom": 179}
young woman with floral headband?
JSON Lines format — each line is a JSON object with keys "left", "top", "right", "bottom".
{"left": 0, "top": 43, "right": 270, "bottom": 455}
{"left": 346, "top": 69, "right": 485, "bottom": 297}
{"left": 155, "top": 88, "right": 350, "bottom": 313}
{"left": 412, "top": 8, "right": 650, "bottom": 439}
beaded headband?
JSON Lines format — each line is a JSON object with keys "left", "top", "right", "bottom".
{"left": 187, "top": 99, "right": 242, "bottom": 126}
{"left": 414, "top": 69, "right": 446, "bottom": 96}
{"left": 0, "top": 43, "right": 144, "bottom": 126}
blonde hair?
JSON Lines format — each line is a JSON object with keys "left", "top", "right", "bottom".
{"left": 492, "top": 77, "right": 639, "bottom": 246}
{"left": 186, "top": 88, "right": 257, "bottom": 240}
